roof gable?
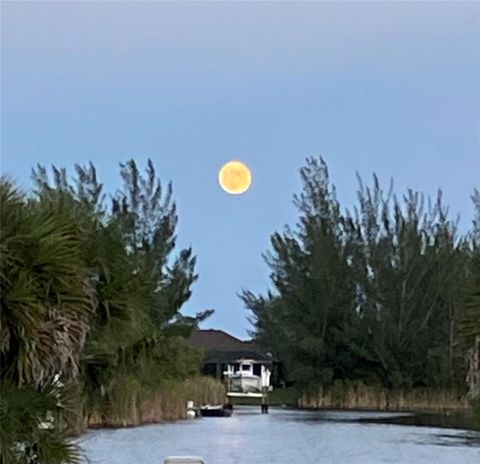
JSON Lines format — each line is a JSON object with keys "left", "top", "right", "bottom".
{"left": 188, "top": 329, "right": 270, "bottom": 361}
{"left": 189, "top": 329, "right": 250, "bottom": 352}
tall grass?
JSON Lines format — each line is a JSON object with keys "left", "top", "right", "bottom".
{"left": 86, "top": 376, "right": 225, "bottom": 428}
{"left": 298, "top": 381, "right": 468, "bottom": 412}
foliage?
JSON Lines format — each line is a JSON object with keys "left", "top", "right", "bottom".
{"left": 459, "top": 190, "right": 480, "bottom": 349}
{"left": 244, "top": 157, "right": 477, "bottom": 392}
{"left": 0, "top": 380, "right": 81, "bottom": 464}
{"left": 0, "top": 180, "right": 94, "bottom": 386}
{"left": 1, "top": 160, "right": 208, "bottom": 463}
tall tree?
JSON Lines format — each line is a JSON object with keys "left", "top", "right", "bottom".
{"left": 244, "top": 157, "right": 472, "bottom": 391}
{"left": 0, "top": 179, "right": 93, "bottom": 463}
{"left": 1, "top": 159, "right": 206, "bottom": 463}
{"left": 244, "top": 158, "right": 357, "bottom": 387}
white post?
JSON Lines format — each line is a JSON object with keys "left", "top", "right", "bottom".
{"left": 186, "top": 401, "right": 195, "bottom": 419}
{"left": 261, "top": 368, "right": 271, "bottom": 388}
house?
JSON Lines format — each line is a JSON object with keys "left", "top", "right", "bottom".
{"left": 188, "top": 329, "right": 279, "bottom": 384}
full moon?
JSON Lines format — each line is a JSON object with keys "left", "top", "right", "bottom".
{"left": 218, "top": 160, "right": 252, "bottom": 195}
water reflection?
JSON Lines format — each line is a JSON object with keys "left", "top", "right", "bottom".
{"left": 417, "top": 432, "right": 480, "bottom": 448}
{"left": 357, "top": 410, "right": 480, "bottom": 432}
{"left": 274, "top": 408, "right": 413, "bottom": 423}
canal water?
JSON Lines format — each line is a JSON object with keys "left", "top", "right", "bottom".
{"left": 81, "top": 407, "right": 480, "bottom": 464}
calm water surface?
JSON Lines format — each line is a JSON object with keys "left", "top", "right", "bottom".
{"left": 81, "top": 407, "right": 480, "bottom": 464}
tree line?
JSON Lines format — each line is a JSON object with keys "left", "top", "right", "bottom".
{"left": 1, "top": 156, "right": 478, "bottom": 462}
{"left": 0, "top": 160, "right": 211, "bottom": 463}
{"left": 243, "top": 157, "right": 480, "bottom": 393}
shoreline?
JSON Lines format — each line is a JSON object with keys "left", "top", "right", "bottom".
{"left": 83, "top": 405, "right": 480, "bottom": 434}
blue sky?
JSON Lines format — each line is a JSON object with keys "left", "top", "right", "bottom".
{"left": 2, "top": 1, "right": 479, "bottom": 338}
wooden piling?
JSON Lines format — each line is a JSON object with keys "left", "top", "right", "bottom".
{"left": 261, "top": 389, "right": 269, "bottom": 414}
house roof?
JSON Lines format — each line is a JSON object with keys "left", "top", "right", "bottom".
{"left": 188, "top": 329, "right": 272, "bottom": 363}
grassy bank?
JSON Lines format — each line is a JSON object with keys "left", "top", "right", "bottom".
{"left": 297, "top": 381, "right": 468, "bottom": 412}
{"left": 86, "top": 377, "right": 225, "bottom": 428}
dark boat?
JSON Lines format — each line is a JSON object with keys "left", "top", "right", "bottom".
{"left": 199, "top": 405, "right": 233, "bottom": 417}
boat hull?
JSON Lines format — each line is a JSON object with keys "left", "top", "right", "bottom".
{"left": 229, "top": 375, "right": 262, "bottom": 393}
{"left": 199, "top": 406, "right": 233, "bottom": 417}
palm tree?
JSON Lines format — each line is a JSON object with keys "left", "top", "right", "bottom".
{"left": 0, "top": 179, "right": 93, "bottom": 463}
{"left": 1, "top": 160, "right": 206, "bottom": 460}
{"left": 0, "top": 380, "right": 82, "bottom": 464}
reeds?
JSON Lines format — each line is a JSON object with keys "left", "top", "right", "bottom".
{"left": 298, "top": 381, "right": 468, "bottom": 412}
{"left": 86, "top": 376, "right": 225, "bottom": 428}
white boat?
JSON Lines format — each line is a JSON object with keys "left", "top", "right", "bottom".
{"left": 230, "top": 373, "right": 262, "bottom": 393}
{"left": 224, "top": 360, "right": 270, "bottom": 394}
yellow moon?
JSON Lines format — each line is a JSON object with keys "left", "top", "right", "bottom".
{"left": 218, "top": 160, "right": 252, "bottom": 195}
